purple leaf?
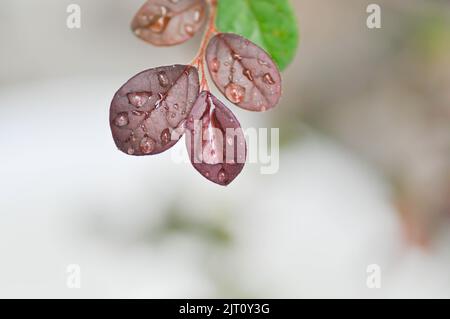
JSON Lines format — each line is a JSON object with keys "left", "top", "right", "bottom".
{"left": 206, "top": 33, "right": 282, "bottom": 112}
{"left": 131, "top": 0, "right": 206, "bottom": 46}
{"left": 185, "top": 91, "right": 247, "bottom": 186}
{"left": 110, "top": 65, "right": 199, "bottom": 156}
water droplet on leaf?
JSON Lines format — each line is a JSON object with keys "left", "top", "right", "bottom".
{"left": 258, "top": 59, "right": 269, "bottom": 67}
{"left": 185, "top": 24, "right": 194, "bottom": 36}
{"left": 148, "top": 15, "right": 170, "bottom": 33}
{"left": 158, "top": 71, "right": 170, "bottom": 87}
{"left": 225, "top": 83, "right": 246, "bottom": 104}
{"left": 232, "top": 53, "right": 242, "bottom": 61}
{"left": 218, "top": 169, "right": 227, "bottom": 183}
{"left": 263, "top": 73, "right": 275, "bottom": 85}
{"left": 127, "top": 92, "right": 152, "bottom": 107}
{"left": 114, "top": 113, "right": 129, "bottom": 127}
{"left": 243, "top": 69, "right": 254, "bottom": 81}
{"left": 140, "top": 136, "right": 156, "bottom": 154}
{"left": 161, "top": 128, "right": 171, "bottom": 145}
{"left": 210, "top": 58, "right": 220, "bottom": 73}
{"left": 193, "top": 10, "right": 201, "bottom": 22}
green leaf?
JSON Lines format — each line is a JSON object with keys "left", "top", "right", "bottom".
{"left": 216, "top": 0, "right": 299, "bottom": 71}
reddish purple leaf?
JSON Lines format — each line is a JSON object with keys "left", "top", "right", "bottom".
{"left": 185, "top": 91, "right": 247, "bottom": 186}
{"left": 110, "top": 65, "right": 199, "bottom": 156}
{"left": 131, "top": 0, "right": 206, "bottom": 46}
{"left": 206, "top": 33, "right": 282, "bottom": 112}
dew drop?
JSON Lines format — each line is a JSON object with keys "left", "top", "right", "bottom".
{"left": 132, "top": 110, "right": 145, "bottom": 116}
{"left": 210, "top": 58, "right": 220, "bottom": 73}
{"left": 218, "top": 169, "right": 227, "bottom": 183}
{"left": 137, "top": 14, "right": 150, "bottom": 27}
{"left": 127, "top": 91, "right": 151, "bottom": 107}
{"left": 160, "top": 6, "right": 168, "bottom": 16}
{"left": 147, "top": 8, "right": 169, "bottom": 33}
{"left": 140, "top": 136, "right": 156, "bottom": 154}
{"left": 263, "top": 73, "right": 275, "bottom": 85}
{"left": 258, "top": 59, "right": 269, "bottom": 66}
{"left": 114, "top": 112, "right": 129, "bottom": 127}
{"left": 157, "top": 71, "right": 170, "bottom": 87}
{"left": 243, "top": 69, "right": 254, "bottom": 81}
{"left": 128, "top": 133, "right": 136, "bottom": 144}
{"left": 160, "top": 128, "right": 171, "bottom": 145}
{"left": 232, "top": 53, "right": 242, "bottom": 61}
{"left": 127, "top": 147, "right": 135, "bottom": 155}
{"left": 193, "top": 10, "right": 201, "bottom": 22}
{"left": 140, "top": 123, "right": 148, "bottom": 132}
{"left": 225, "top": 83, "right": 246, "bottom": 104}
{"left": 184, "top": 24, "right": 194, "bottom": 36}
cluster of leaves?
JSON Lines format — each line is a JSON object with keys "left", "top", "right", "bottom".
{"left": 110, "top": 0, "right": 298, "bottom": 186}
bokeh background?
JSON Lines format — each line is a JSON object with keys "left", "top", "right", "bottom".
{"left": 1, "top": 0, "right": 449, "bottom": 298}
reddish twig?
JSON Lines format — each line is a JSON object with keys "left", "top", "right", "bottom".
{"left": 190, "top": 0, "right": 218, "bottom": 90}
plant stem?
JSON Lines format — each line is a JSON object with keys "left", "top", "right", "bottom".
{"left": 191, "top": 0, "right": 218, "bottom": 90}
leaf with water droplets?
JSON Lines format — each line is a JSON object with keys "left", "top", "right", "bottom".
{"left": 216, "top": 0, "right": 299, "bottom": 70}
{"left": 185, "top": 91, "right": 246, "bottom": 186}
{"left": 206, "top": 33, "right": 282, "bottom": 112}
{"left": 131, "top": 0, "right": 206, "bottom": 46}
{"left": 110, "top": 65, "right": 199, "bottom": 156}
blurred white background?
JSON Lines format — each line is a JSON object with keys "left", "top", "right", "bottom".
{"left": 0, "top": 0, "right": 449, "bottom": 298}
